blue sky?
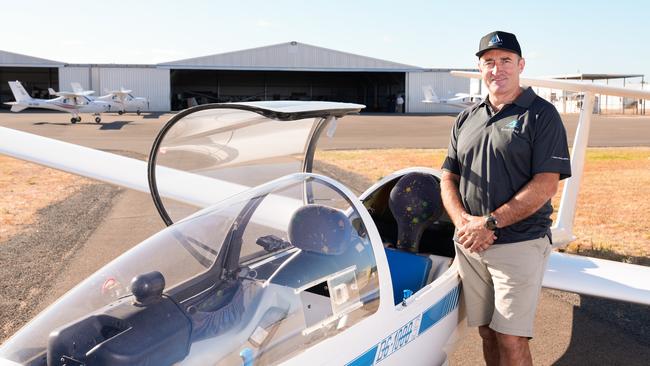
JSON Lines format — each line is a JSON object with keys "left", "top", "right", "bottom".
{"left": 4, "top": 0, "right": 649, "bottom": 84}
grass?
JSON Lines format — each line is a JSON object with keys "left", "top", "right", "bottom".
{"left": 315, "top": 147, "right": 650, "bottom": 261}
{"left": 2, "top": 148, "right": 649, "bottom": 262}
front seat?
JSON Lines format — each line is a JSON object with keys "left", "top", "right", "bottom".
{"left": 385, "top": 172, "right": 444, "bottom": 304}
{"left": 271, "top": 204, "right": 358, "bottom": 289}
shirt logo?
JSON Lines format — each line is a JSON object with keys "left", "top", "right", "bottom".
{"left": 500, "top": 119, "right": 520, "bottom": 131}
{"left": 488, "top": 34, "right": 502, "bottom": 46}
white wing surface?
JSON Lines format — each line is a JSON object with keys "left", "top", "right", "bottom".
{"left": 0, "top": 127, "right": 247, "bottom": 208}
{"left": 450, "top": 71, "right": 650, "bottom": 99}
{"left": 545, "top": 252, "right": 650, "bottom": 305}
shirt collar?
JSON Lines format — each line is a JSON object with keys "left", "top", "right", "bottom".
{"left": 480, "top": 86, "right": 537, "bottom": 111}
{"left": 513, "top": 86, "right": 536, "bottom": 108}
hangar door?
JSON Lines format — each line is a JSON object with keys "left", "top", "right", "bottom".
{"left": 0, "top": 67, "right": 59, "bottom": 109}
{"left": 170, "top": 70, "right": 405, "bottom": 113}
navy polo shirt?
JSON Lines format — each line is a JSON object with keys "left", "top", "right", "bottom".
{"left": 442, "top": 87, "right": 572, "bottom": 244}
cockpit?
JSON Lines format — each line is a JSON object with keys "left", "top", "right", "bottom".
{"left": 2, "top": 174, "right": 380, "bottom": 365}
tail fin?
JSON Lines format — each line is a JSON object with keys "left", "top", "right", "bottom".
{"left": 48, "top": 88, "right": 58, "bottom": 96}
{"left": 421, "top": 85, "right": 440, "bottom": 103}
{"left": 8, "top": 81, "right": 33, "bottom": 102}
{"left": 71, "top": 82, "right": 83, "bottom": 93}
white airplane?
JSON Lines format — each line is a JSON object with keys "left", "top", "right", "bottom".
{"left": 0, "top": 76, "right": 649, "bottom": 365}
{"left": 4, "top": 81, "right": 111, "bottom": 124}
{"left": 421, "top": 85, "right": 483, "bottom": 109}
{"left": 71, "top": 82, "right": 149, "bottom": 115}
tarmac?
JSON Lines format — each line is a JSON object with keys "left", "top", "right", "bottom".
{"left": 1, "top": 110, "right": 649, "bottom": 364}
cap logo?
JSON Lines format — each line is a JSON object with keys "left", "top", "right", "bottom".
{"left": 488, "top": 34, "right": 502, "bottom": 46}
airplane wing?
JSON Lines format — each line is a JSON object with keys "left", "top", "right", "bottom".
{"left": 545, "top": 252, "right": 650, "bottom": 305}
{"left": 55, "top": 90, "right": 94, "bottom": 98}
{"left": 0, "top": 127, "right": 247, "bottom": 208}
{"left": 450, "top": 71, "right": 650, "bottom": 99}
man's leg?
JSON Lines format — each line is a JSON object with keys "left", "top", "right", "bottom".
{"left": 479, "top": 325, "right": 500, "bottom": 366}
{"left": 483, "top": 237, "right": 551, "bottom": 365}
{"left": 495, "top": 332, "right": 532, "bottom": 366}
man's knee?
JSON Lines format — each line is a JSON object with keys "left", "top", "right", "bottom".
{"left": 495, "top": 332, "right": 528, "bottom": 350}
{"left": 478, "top": 325, "right": 497, "bottom": 341}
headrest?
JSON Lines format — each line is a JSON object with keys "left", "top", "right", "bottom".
{"left": 288, "top": 205, "right": 352, "bottom": 255}
{"left": 388, "top": 172, "right": 443, "bottom": 251}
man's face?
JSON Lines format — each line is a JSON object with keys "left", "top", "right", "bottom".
{"left": 478, "top": 49, "right": 525, "bottom": 96}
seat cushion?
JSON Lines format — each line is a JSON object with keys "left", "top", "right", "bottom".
{"left": 384, "top": 248, "right": 432, "bottom": 305}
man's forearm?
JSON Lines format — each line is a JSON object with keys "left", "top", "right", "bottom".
{"left": 440, "top": 171, "right": 467, "bottom": 228}
{"left": 492, "top": 172, "right": 560, "bottom": 228}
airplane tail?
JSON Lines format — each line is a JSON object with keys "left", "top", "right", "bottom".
{"left": 4, "top": 102, "right": 28, "bottom": 112}
{"left": 71, "top": 82, "right": 83, "bottom": 94}
{"left": 8, "top": 81, "right": 33, "bottom": 102}
{"left": 422, "top": 85, "right": 440, "bottom": 103}
{"left": 48, "top": 88, "right": 57, "bottom": 96}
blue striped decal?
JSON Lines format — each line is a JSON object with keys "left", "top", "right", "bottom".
{"left": 347, "top": 284, "right": 461, "bottom": 365}
{"left": 346, "top": 345, "right": 378, "bottom": 366}
{"left": 418, "top": 284, "right": 461, "bottom": 334}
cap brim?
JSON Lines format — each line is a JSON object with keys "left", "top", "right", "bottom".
{"left": 476, "top": 46, "right": 521, "bottom": 58}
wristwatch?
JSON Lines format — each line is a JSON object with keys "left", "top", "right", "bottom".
{"left": 485, "top": 215, "right": 498, "bottom": 231}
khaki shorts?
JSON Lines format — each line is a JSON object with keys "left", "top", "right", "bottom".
{"left": 455, "top": 236, "right": 551, "bottom": 338}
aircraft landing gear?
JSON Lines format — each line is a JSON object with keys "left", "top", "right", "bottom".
{"left": 137, "top": 110, "right": 141, "bottom": 116}
{"left": 118, "top": 110, "right": 124, "bottom": 115}
{"left": 95, "top": 116, "right": 101, "bottom": 124}
{"left": 71, "top": 117, "right": 81, "bottom": 124}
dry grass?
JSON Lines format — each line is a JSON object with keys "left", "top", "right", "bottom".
{"left": 1, "top": 148, "right": 648, "bottom": 261}
{"left": 0, "top": 156, "right": 90, "bottom": 242}
{"left": 316, "top": 147, "right": 650, "bottom": 260}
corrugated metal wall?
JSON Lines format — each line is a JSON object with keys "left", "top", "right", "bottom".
{"left": 59, "top": 67, "right": 91, "bottom": 91}
{"left": 406, "top": 71, "right": 473, "bottom": 113}
{"left": 97, "top": 68, "right": 170, "bottom": 111}
{"left": 59, "top": 66, "right": 170, "bottom": 111}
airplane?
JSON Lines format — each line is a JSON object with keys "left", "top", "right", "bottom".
{"left": 71, "top": 82, "right": 150, "bottom": 116}
{"left": 4, "top": 81, "right": 112, "bottom": 124}
{"left": 421, "top": 85, "right": 483, "bottom": 109}
{"left": 0, "top": 75, "right": 649, "bottom": 365}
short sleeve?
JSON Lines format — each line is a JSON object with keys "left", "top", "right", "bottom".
{"left": 531, "top": 104, "right": 572, "bottom": 180}
{"left": 441, "top": 112, "right": 465, "bottom": 175}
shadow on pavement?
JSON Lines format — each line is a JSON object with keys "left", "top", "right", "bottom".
{"left": 553, "top": 295, "right": 650, "bottom": 365}
{"left": 99, "top": 121, "right": 132, "bottom": 130}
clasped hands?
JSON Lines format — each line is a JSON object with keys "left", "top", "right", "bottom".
{"left": 457, "top": 213, "right": 497, "bottom": 253}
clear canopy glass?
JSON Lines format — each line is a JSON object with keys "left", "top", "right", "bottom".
{"left": 0, "top": 174, "right": 380, "bottom": 365}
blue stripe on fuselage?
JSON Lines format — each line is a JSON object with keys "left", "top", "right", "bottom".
{"left": 346, "top": 284, "right": 461, "bottom": 365}
{"left": 346, "top": 345, "right": 378, "bottom": 366}
{"left": 419, "top": 284, "right": 461, "bottom": 334}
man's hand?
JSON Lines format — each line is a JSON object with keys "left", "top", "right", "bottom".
{"left": 457, "top": 213, "right": 497, "bottom": 253}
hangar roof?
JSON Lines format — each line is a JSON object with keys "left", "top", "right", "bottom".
{"left": 158, "top": 41, "right": 423, "bottom": 72}
{"left": 0, "top": 50, "right": 64, "bottom": 68}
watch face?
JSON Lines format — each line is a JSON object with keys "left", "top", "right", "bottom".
{"left": 485, "top": 216, "right": 497, "bottom": 230}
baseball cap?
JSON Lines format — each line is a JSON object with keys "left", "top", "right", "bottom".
{"left": 476, "top": 31, "right": 522, "bottom": 58}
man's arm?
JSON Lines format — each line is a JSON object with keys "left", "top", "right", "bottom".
{"left": 491, "top": 172, "right": 560, "bottom": 228}
{"left": 440, "top": 171, "right": 468, "bottom": 229}
{"left": 459, "top": 172, "right": 560, "bottom": 252}
{"left": 442, "top": 171, "right": 496, "bottom": 252}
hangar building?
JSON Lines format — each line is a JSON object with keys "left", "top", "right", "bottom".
{"left": 1, "top": 42, "right": 476, "bottom": 114}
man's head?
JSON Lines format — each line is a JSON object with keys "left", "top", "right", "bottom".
{"left": 476, "top": 31, "right": 525, "bottom": 98}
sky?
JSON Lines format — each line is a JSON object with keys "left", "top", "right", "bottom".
{"left": 4, "top": 0, "right": 649, "bottom": 85}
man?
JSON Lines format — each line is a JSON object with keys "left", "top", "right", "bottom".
{"left": 396, "top": 94, "right": 405, "bottom": 113}
{"left": 441, "top": 31, "right": 571, "bottom": 365}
